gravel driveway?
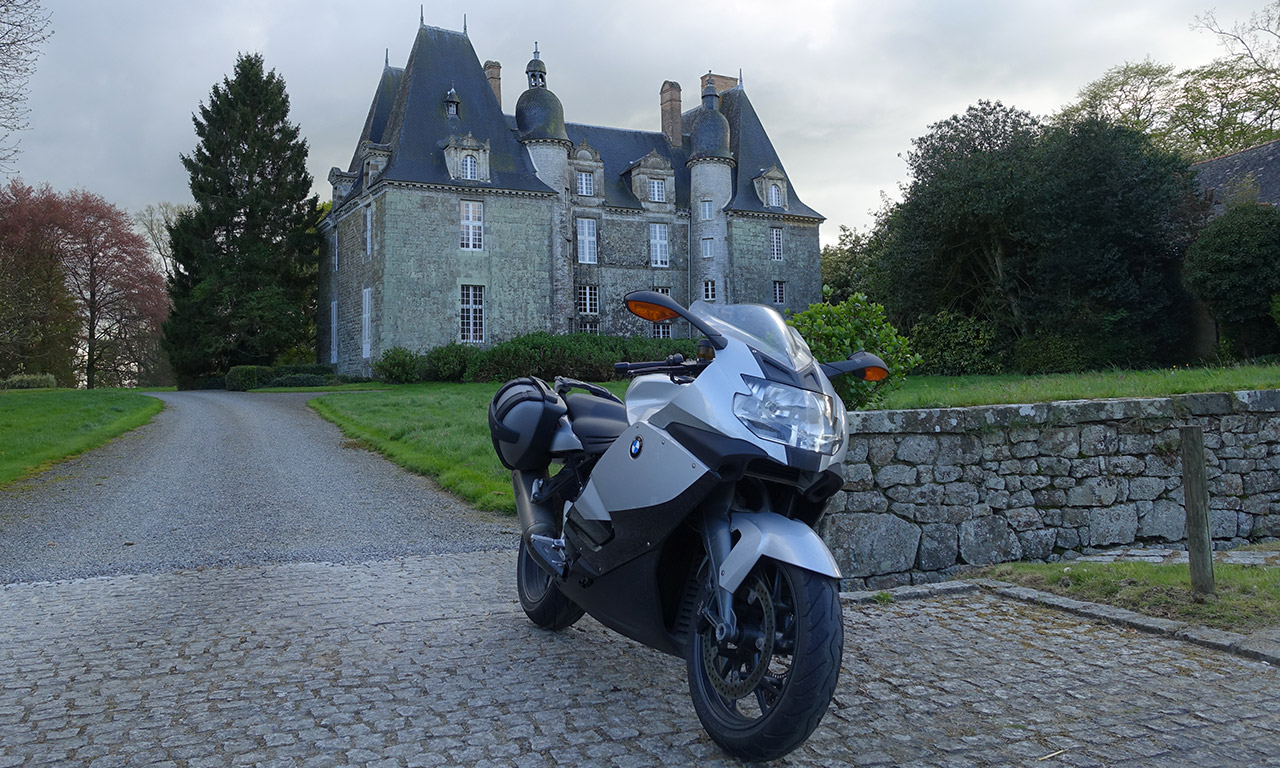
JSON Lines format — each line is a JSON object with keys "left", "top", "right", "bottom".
{"left": 0, "top": 390, "right": 518, "bottom": 584}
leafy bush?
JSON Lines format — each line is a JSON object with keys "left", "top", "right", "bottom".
{"left": 1184, "top": 203, "right": 1280, "bottom": 357}
{"left": 225, "top": 365, "right": 276, "bottom": 392}
{"left": 268, "top": 373, "right": 329, "bottom": 388}
{"left": 908, "top": 311, "right": 1008, "bottom": 375}
{"left": 1, "top": 372, "right": 57, "bottom": 389}
{"left": 788, "top": 292, "right": 919, "bottom": 410}
{"left": 421, "top": 342, "right": 479, "bottom": 381}
{"left": 372, "top": 346, "right": 421, "bottom": 384}
{"left": 1011, "top": 334, "right": 1087, "bottom": 374}
{"left": 459, "top": 333, "right": 696, "bottom": 383}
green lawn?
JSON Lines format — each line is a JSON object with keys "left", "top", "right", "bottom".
{"left": 0, "top": 389, "right": 164, "bottom": 487}
{"left": 884, "top": 364, "right": 1280, "bottom": 410}
{"left": 979, "top": 560, "right": 1280, "bottom": 634}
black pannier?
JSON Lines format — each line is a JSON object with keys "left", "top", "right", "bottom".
{"left": 488, "top": 377, "right": 569, "bottom": 471}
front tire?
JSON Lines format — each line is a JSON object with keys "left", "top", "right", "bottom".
{"left": 516, "top": 538, "right": 585, "bottom": 630}
{"left": 686, "top": 559, "right": 843, "bottom": 762}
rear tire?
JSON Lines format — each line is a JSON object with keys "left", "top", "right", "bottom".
{"left": 686, "top": 559, "right": 842, "bottom": 762}
{"left": 516, "top": 538, "right": 585, "bottom": 630}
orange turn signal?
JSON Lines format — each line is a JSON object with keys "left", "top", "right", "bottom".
{"left": 627, "top": 300, "right": 680, "bottom": 322}
{"left": 862, "top": 366, "right": 889, "bottom": 382}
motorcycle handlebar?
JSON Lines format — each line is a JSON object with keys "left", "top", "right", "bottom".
{"left": 615, "top": 353, "right": 685, "bottom": 374}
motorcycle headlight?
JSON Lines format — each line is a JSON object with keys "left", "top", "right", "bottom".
{"left": 733, "top": 376, "right": 843, "bottom": 455}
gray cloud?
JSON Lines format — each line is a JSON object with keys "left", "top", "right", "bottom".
{"left": 15, "top": 0, "right": 1263, "bottom": 244}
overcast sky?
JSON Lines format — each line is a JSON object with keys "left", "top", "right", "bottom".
{"left": 11, "top": 0, "right": 1267, "bottom": 244}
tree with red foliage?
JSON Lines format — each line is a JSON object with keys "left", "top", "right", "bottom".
{"left": 0, "top": 179, "right": 76, "bottom": 383}
{"left": 0, "top": 179, "right": 169, "bottom": 387}
{"left": 56, "top": 189, "right": 169, "bottom": 387}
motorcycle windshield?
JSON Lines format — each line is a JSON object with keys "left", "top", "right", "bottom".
{"left": 690, "top": 300, "right": 816, "bottom": 372}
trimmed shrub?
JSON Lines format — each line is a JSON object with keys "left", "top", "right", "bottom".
{"left": 1, "top": 372, "right": 57, "bottom": 389}
{"left": 421, "top": 342, "right": 480, "bottom": 381}
{"left": 225, "top": 365, "right": 276, "bottom": 391}
{"left": 788, "top": 292, "right": 919, "bottom": 410}
{"left": 372, "top": 346, "right": 421, "bottom": 384}
{"left": 268, "top": 373, "right": 329, "bottom": 388}
{"left": 909, "top": 311, "right": 1009, "bottom": 375}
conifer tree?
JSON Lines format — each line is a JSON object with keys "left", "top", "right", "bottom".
{"left": 163, "top": 53, "right": 318, "bottom": 386}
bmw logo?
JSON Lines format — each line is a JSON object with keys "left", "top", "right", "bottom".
{"left": 629, "top": 435, "right": 643, "bottom": 459}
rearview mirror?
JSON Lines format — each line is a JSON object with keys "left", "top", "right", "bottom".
{"left": 820, "top": 351, "right": 888, "bottom": 381}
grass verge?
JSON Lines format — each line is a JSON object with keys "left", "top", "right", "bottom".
{"left": 886, "top": 363, "right": 1280, "bottom": 409}
{"left": 0, "top": 389, "right": 164, "bottom": 487}
{"left": 311, "top": 383, "right": 517, "bottom": 513}
{"left": 310, "top": 380, "right": 630, "bottom": 514}
{"left": 977, "top": 561, "right": 1280, "bottom": 634}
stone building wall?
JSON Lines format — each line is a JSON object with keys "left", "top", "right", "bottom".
{"left": 726, "top": 215, "right": 821, "bottom": 311}
{"left": 822, "top": 391, "right": 1280, "bottom": 590}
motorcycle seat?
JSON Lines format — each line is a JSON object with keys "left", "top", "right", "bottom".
{"left": 564, "top": 392, "right": 628, "bottom": 454}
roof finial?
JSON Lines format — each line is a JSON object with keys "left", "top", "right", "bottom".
{"left": 533, "top": 41, "right": 540, "bottom": 60}
{"left": 463, "top": 14, "right": 467, "bottom": 36}
{"left": 385, "top": 48, "right": 389, "bottom": 68}
{"left": 420, "top": 5, "right": 424, "bottom": 25}
{"left": 738, "top": 68, "right": 744, "bottom": 90}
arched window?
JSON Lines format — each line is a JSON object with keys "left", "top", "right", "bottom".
{"left": 462, "top": 155, "right": 478, "bottom": 181}
{"left": 768, "top": 183, "right": 781, "bottom": 207}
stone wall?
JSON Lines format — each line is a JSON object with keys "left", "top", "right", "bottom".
{"left": 822, "top": 390, "right": 1280, "bottom": 590}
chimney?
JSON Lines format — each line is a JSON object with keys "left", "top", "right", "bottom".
{"left": 484, "top": 60, "right": 502, "bottom": 107}
{"left": 660, "top": 80, "right": 682, "bottom": 148}
{"left": 699, "top": 72, "right": 738, "bottom": 94}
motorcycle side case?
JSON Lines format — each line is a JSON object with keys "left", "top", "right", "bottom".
{"left": 488, "top": 377, "right": 568, "bottom": 471}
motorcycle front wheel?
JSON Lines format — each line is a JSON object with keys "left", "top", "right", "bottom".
{"left": 516, "top": 538, "right": 585, "bottom": 631}
{"left": 686, "top": 558, "right": 843, "bottom": 762}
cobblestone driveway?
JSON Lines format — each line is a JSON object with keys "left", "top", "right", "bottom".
{"left": 2, "top": 550, "right": 1277, "bottom": 767}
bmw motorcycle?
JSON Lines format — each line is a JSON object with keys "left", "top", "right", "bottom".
{"left": 488, "top": 290, "right": 887, "bottom": 762}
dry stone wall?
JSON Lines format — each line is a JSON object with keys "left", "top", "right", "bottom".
{"left": 822, "top": 390, "right": 1280, "bottom": 590}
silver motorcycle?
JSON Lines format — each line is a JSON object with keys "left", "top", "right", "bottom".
{"left": 488, "top": 290, "right": 887, "bottom": 761}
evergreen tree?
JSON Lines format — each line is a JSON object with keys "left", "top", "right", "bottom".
{"left": 163, "top": 53, "right": 318, "bottom": 387}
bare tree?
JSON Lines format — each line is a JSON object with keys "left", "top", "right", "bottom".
{"left": 0, "top": 0, "right": 52, "bottom": 170}
{"left": 134, "top": 201, "right": 193, "bottom": 280}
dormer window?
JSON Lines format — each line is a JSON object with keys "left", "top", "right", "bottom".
{"left": 445, "top": 86, "right": 460, "bottom": 117}
{"left": 444, "top": 134, "right": 491, "bottom": 183}
{"left": 753, "top": 165, "right": 789, "bottom": 209}
{"left": 649, "top": 178, "right": 666, "bottom": 203}
{"left": 577, "top": 171, "right": 594, "bottom": 196}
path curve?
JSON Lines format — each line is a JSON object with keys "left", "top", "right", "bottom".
{"left": 0, "top": 390, "right": 517, "bottom": 584}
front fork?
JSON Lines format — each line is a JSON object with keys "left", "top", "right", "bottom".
{"left": 700, "top": 485, "right": 739, "bottom": 644}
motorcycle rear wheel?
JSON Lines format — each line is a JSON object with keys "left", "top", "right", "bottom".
{"left": 686, "top": 559, "right": 843, "bottom": 762}
{"left": 516, "top": 538, "right": 585, "bottom": 630}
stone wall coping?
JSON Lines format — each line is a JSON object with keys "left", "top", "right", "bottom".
{"left": 848, "top": 389, "right": 1280, "bottom": 435}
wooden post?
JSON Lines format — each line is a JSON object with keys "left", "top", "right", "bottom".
{"left": 1180, "top": 425, "right": 1215, "bottom": 595}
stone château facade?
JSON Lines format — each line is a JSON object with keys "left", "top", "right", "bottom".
{"left": 319, "top": 23, "right": 823, "bottom": 375}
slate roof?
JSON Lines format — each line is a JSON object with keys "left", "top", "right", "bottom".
{"left": 1193, "top": 138, "right": 1280, "bottom": 213}
{"left": 565, "top": 123, "right": 692, "bottom": 210}
{"left": 342, "top": 25, "right": 552, "bottom": 207}
{"left": 346, "top": 65, "right": 403, "bottom": 172}
{"left": 717, "top": 88, "right": 822, "bottom": 221}
{"left": 336, "top": 25, "right": 821, "bottom": 223}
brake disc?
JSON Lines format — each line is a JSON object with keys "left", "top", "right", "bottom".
{"left": 701, "top": 576, "right": 776, "bottom": 700}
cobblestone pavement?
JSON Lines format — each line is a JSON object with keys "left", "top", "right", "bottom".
{"left": 2, "top": 550, "right": 1278, "bottom": 767}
